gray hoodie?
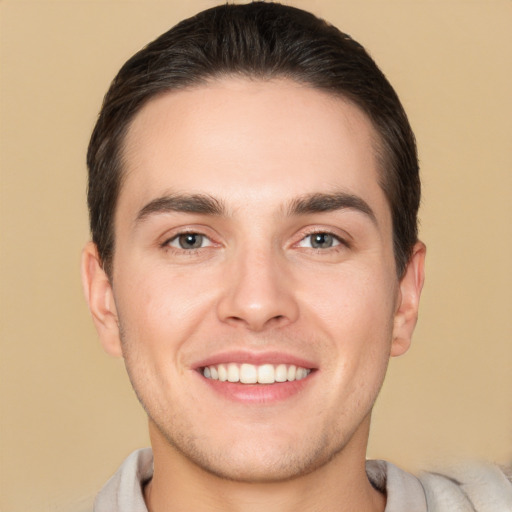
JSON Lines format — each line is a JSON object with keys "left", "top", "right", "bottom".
{"left": 94, "top": 448, "right": 512, "bottom": 512}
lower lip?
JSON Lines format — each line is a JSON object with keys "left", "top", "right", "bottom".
{"left": 199, "top": 373, "right": 315, "bottom": 404}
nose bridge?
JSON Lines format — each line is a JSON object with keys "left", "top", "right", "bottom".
{"left": 216, "top": 239, "right": 299, "bottom": 331}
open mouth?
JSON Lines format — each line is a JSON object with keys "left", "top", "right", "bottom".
{"left": 201, "top": 363, "right": 312, "bottom": 384}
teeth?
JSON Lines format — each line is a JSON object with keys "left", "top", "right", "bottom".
{"left": 275, "top": 364, "right": 288, "bottom": 382}
{"left": 257, "top": 364, "right": 274, "bottom": 384}
{"left": 202, "top": 363, "right": 311, "bottom": 384}
{"left": 227, "top": 363, "right": 239, "bottom": 382}
{"left": 240, "top": 363, "right": 257, "bottom": 384}
{"left": 296, "top": 367, "right": 307, "bottom": 380}
{"left": 218, "top": 364, "right": 228, "bottom": 382}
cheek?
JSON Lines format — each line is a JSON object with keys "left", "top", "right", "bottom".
{"left": 112, "top": 270, "right": 202, "bottom": 406}
{"left": 298, "top": 265, "right": 397, "bottom": 384}
{"left": 114, "top": 260, "right": 215, "bottom": 337}
{"left": 299, "top": 265, "right": 397, "bottom": 336}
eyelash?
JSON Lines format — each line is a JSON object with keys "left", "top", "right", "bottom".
{"left": 295, "top": 230, "right": 349, "bottom": 251}
{"left": 161, "top": 229, "right": 349, "bottom": 255}
{"left": 161, "top": 231, "right": 214, "bottom": 252}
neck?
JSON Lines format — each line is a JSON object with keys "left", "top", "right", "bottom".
{"left": 144, "top": 419, "right": 386, "bottom": 512}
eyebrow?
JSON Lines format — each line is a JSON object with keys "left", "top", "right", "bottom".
{"left": 286, "top": 192, "right": 377, "bottom": 224}
{"left": 135, "top": 193, "right": 226, "bottom": 223}
{"left": 134, "top": 191, "right": 376, "bottom": 225}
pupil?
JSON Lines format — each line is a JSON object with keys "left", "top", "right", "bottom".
{"left": 312, "top": 233, "right": 332, "bottom": 249}
{"left": 179, "top": 234, "right": 202, "bottom": 249}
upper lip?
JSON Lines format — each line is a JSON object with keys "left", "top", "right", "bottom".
{"left": 192, "top": 350, "right": 318, "bottom": 370}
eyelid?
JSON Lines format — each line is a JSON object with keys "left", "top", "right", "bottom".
{"left": 296, "top": 233, "right": 341, "bottom": 249}
{"left": 292, "top": 226, "right": 352, "bottom": 249}
{"left": 167, "top": 233, "right": 213, "bottom": 249}
{"left": 159, "top": 226, "right": 220, "bottom": 250}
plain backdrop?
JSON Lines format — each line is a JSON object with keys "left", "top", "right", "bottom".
{"left": 1, "top": 1, "right": 511, "bottom": 511}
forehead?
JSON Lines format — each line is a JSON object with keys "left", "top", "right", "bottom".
{"left": 119, "top": 77, "right": 388, "bottom": 221}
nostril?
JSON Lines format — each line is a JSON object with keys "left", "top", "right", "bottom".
{"left": 268, "top": 314, "right": 287, "bottom": 326}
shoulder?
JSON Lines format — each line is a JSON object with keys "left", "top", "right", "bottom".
{"left": 418, "top": 462, "right": 512, "bottom": 512}
{"left": 94, "top": 448, "right": 154, "bottom": 512}
{"left": 367, "top": 459, "right": 512, "bottom": 512}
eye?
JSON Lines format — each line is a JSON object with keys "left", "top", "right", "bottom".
{"left": 297, "top": 232, "right": 341, "bottom": 249}
{"left": 167, "top": 233, "right": 212, "bottom": 250}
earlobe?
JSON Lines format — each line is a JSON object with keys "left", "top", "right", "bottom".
{"left": 390, "top": 241, "right": 426, "bottom": 357}
{"left": 81, "top": 242, "right": 123, "bottom": 357}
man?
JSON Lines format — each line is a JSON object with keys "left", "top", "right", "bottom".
{"left": 81, "top": 3, "right": 512, "bottom": 511}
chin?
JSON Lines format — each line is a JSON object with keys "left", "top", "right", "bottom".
{"left": 187, "top": 448, "right": 333, "bottom": 483}
{"left": 155, "top": 418, "right": 348, "bottom": 483}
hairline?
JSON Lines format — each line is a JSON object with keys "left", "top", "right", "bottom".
{"left": 104, "top": 74, "right": 403, "bottom": 279}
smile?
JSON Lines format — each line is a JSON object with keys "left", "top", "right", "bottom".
{"left": 202, "top": 363, "right": 311, "bottom": 384}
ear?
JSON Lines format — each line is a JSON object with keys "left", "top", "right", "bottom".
{"left": 81, "top": 242, "right": 123, "bottom": 357}
{"left": 390, "top": 241, "right": 426, "bottom": 357}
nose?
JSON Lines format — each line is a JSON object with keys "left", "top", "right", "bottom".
{"left": 216, "top": 246, "right": 300, "bottom": 332}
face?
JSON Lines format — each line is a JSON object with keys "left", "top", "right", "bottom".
{"left": 83, "top": 78, "right": 424, "bottom": 482}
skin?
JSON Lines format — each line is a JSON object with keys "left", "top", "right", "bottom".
{"left": 82, "top": 78, "right": 425, "bottom": 512}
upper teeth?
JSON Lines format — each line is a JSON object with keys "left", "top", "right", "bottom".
{"left": 202, "top": 363, "right": 311, "bottom": 384}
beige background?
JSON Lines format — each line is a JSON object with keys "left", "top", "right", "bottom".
{"left": 1, "top": 0, "right": 511, "bottom": 510}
